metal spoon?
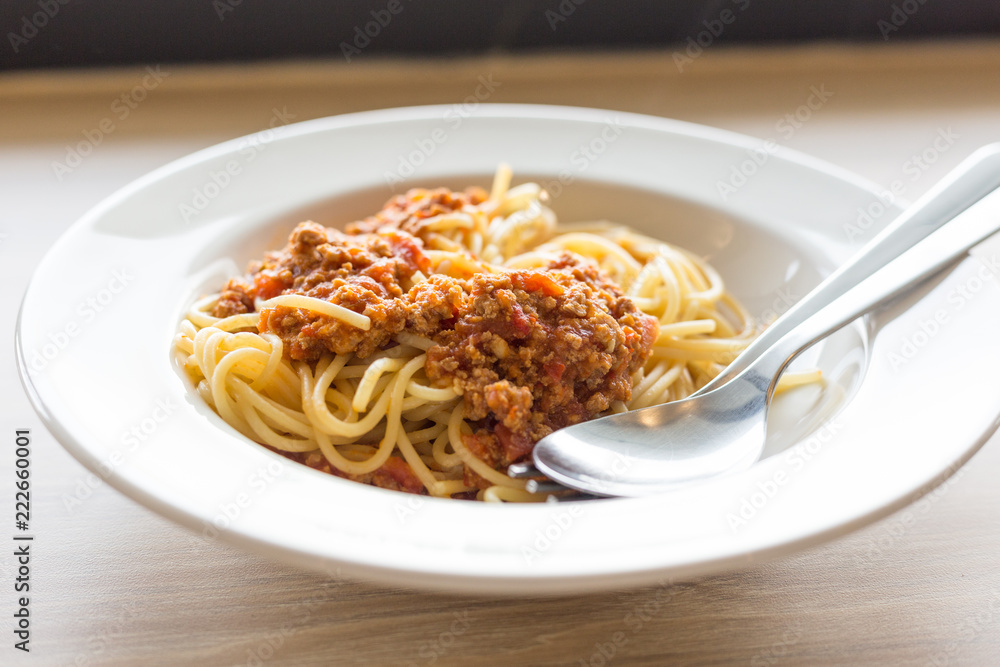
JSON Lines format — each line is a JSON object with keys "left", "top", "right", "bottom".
{"left": 525, "top": 144, "right": 1000, "bottom": 497}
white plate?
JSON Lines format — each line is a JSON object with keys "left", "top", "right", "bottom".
{"left": 17, "top": 105, "right": 1000, "bottom": 595}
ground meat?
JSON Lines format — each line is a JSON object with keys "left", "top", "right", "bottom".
{"left": 404, "top": 274, "right": 468, "bottom": 337}
{"left": 212, "top": 221, "right": 433, "bottom": 360}
{"left": 212, "top": 277, "right": 256, "bottom": 318}
{"left": 425, "top": 256, "right": 659, "bottom": 474}
{"left": 345, "top": 187, "right": 489, "bottom": 240}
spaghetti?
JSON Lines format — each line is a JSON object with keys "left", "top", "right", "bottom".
{"left": 173, "top": 166, "right": 820, "bottom": 502}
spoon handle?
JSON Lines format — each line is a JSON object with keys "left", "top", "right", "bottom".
{"left": 741, "top": 182, "right": 1000, "bottom": 394}
{"left": 700, "top": 143, "right": 1000, "bottom": 394}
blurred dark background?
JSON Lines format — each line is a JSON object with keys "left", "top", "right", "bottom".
{"left": 2, "top": 0, "right": 999, "bottom": 70}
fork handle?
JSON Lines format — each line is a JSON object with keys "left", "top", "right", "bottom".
{"left": 700, "top": 143, "right": 1000, "bottom": 394}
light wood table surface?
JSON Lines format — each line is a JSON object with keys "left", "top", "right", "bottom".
{"left": 3, "top": 41, "right": 1000, "bottom": 666}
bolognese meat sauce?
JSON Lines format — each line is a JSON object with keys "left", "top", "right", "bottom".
{"left": 212, "top": 222, "right": 433, "bottom": 360}
{"left": 425, "top": 259, "right": 658, "bottom": 482}
{"left": 345, "top": 186, "right": 489, "bottom": 239}
{"left": 212, "top": 188, "right": 658, "bottom": 494}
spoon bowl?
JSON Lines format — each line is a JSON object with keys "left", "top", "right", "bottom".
{"left": 537, "top": 373, "right": 770, "bottom": 496}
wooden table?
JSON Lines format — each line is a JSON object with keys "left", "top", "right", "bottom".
{"left": 3, "top": 41, "right": 1000, "bottom": 665}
